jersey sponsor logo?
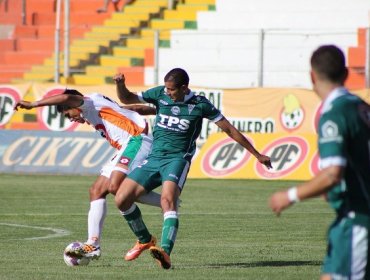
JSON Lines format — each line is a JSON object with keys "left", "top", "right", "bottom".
{"left": 119, "top": 156, "right": 130, "bottom": 165}
{"left": 0, "top": 86, "right": 21, "bottom": 128}
{"left": 202, "top": 137, "right": 252, "bottom": 177}
{"left": 157, "top": 114, "right": 190, "bottom": 131}
{"left": 255, "top": 136, "right": 308, "bottom": 179}
{"left": 171, "top": 106, "right": 180, "bottom": 115}
{"left": 95, "top": 124, "right": 107, "bottom": 139}
{"left": 38, "top": 89, "right": 79, "bottom": 131}
{"left": 160, "top": 99, "right": 169, "bottom": 105}
{"left": 319, "top": 120, "right": 343, "bottom": 144}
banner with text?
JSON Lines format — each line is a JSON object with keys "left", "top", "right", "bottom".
{"left": 2, "top": 83, "right": 369, "bottom": 142}
{"left": 0, "top": 130, "right": 115, "bottom": 174}
{"left": 0, "top": 130, "right": 319, "bottom": 180}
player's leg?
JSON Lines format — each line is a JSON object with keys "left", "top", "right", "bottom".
{"left": 321, "top": 214, "right": 370, "bottom": 279}
{"left": 79, "top": 175, "right": 110, "bottom": 259}
{"left": 149, "top": 158, "right": 190, "bottom": 269}
{"left": 79, "top": 150, "right": 121, "bottom": 259}
{"left": 96, "top": 0, "right": 109, "bottom": 13}
{"left": 115, "top": 173, "right": 157, "bottom": 261}
{"left": 112, "top": 0, "right": 120, "bottom": 11}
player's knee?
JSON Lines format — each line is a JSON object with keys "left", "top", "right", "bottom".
{"left": 108, "top": 181, "right": 119, "bottom": 195}
{"left": 114, "top": 193, "right": 130, "bottom": 210}
{"left": 160, "top": 196, "right": 176, "bottom": 211}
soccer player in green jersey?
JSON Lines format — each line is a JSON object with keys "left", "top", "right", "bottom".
{"left": 113, "top": 68, "right": 272, "bottom": 269}
{"left": 269, "top": 45, "right": 370, "bottom": 280}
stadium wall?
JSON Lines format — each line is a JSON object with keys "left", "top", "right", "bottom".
{"left": 146, "top": 0, "right": 370, "bottom": 88}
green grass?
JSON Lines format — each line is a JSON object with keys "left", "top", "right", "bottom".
{"left": 0, "top": 174, "right": 334, "bottom": 280}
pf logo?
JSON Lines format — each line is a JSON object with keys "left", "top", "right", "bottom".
{"left": 0, "top": 87, "right": 21, "bottom": 128}
{"left": 202, "top": 137, "right": 252, "bottom": 177}
{"left": 256, "top": 136, "right": 308, "bottom": 179}
{"left": 37, "top": 88, "right": 79, "bottom": 131}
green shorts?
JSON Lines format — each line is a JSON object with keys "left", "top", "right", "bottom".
{"left": 127, "top": 156, "right": 191, "bottom": 192}
{"left": 322, "top": 212, "right": 370, "bottom": 279}
{"left": 101, "top": 134, "right": 152, "bottom": 177}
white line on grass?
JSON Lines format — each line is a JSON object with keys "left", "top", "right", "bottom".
{"left": 0, "top": 223, "right": 71, "bottom": 240}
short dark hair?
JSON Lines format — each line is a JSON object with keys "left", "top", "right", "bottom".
{"left": 310, "top": 45, "right": 348, "bottom": 84}
{"left": 164, "top": 68, "right": 189, "bottom": 88}
{"left": 56, "top": 89, "right": 83, "bottom": 113}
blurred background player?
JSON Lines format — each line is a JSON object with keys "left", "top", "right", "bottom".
{"left": 96, "top": 0, "right": 135, "bottom": 13}
{"left": 269, "top": 45, "right": 370, "bottom": 280}
{"left": 113, "top": 68, "right": 272, "bottom": 269}
{"left": 14, "top": 89, "right": 162, "bottom": 261}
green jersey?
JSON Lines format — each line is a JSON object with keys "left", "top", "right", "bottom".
{"left": 138, "top": 86, "right": 223, "bottom": 160}
{"left": 318, "top": 87, "right": 370, "bottom": 215}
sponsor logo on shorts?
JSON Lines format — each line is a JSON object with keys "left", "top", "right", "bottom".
{"left": 119, "top": 156, "right": 130, "bottom": 165}
{"left": 169, "top": 174, "right": 179, "bottom": 180}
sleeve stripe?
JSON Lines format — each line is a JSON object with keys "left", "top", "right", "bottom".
{"left": 320, "top": 156, "right": 347, "bottom": 169}
{"left": 137, "top": 92, "right": 145, "bottom": 103}
{"left": 210, "top": 114, "right": 224, "bottom": 123}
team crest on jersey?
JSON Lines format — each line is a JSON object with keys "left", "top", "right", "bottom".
{"left": 188, "top": 104, "right": 195, "bottom": 114}
{"left": 319, "top": 120, "right": 343, "bottom": 143}
{"left": 171, "top": 106, "right": 180, "bottom": 115}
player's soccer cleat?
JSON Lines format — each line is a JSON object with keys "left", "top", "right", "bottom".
{"left": 124, "top": 236, "right": 157, "bottom": 261}
{"left": 149, "top": 246, "right": 171, "bottom": 269}
{"left": 76, "top": 244, "right": 101, "bottom": 260}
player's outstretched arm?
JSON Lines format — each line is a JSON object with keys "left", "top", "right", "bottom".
{"left": 113, "top": 73, "right": 142, "bottom": 105}
{"left": 215, "top": 117, "right": 272, "bottom": 169}
{"left": 14, "top": 94, "right": 82, "bottom": 111}
{"left": 269, "top": 165, "right": 343, "bottom": 216}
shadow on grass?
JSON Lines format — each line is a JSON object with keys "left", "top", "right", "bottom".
{"left": 206, "top": 260, "right": 322, "bottom": 268}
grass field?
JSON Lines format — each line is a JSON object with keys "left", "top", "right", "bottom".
{"left": 0, "top": 174, "right": 334, "bottom": 280}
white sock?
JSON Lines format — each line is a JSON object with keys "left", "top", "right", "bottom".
{"left": 87, "top": 198, "right": 106, "bottom": 246}
{"left": 136, "top": 191, "right": 161, "bottom": 208}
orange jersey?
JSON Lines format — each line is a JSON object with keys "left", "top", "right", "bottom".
{"left": 80, "top": 93, "right": 147, "bottom": 149}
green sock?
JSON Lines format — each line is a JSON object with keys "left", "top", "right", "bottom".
{"left": 161, "top": 211, "right": 179, "bottom": 255}
{"left": 122, "top": 204, "right": 151, "bottom": 243}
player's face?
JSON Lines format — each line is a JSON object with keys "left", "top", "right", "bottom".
{"left": 63, "top": 108, "right": 85, "bottom": 123}
{"left": 164, "top": 80, "right": 188, "bottom": 102}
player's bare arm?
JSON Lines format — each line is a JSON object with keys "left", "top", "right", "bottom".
{"left": 113, "top": 73, "right": 142, "bottom": 104}
{"left": 269, "top": 165, "right": 343, "bottom": 215}
{"left": 14, "top": 94, "right": 83, "bottom": 111}
{"left": 215, "top": 117, "right": 272, "bottom": 169}
{"left": 121, "top": 104, "right": 156, "bottom": 115}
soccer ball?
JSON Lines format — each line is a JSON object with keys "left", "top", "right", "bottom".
{"left": 63, "top": 241, "right": 90, "bottom": 267}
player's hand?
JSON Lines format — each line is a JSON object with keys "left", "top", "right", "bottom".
{"left": 14, "top": 101, "right": 35, "bottom": 111}
{"left": 113, "top": 73, "right": 125, "bottom": 84}
{"left": 269, "top": 191, "right": 292, "bottom": 216}
{"left": 257, "top": 154, "right": 272, "bottom": 169}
